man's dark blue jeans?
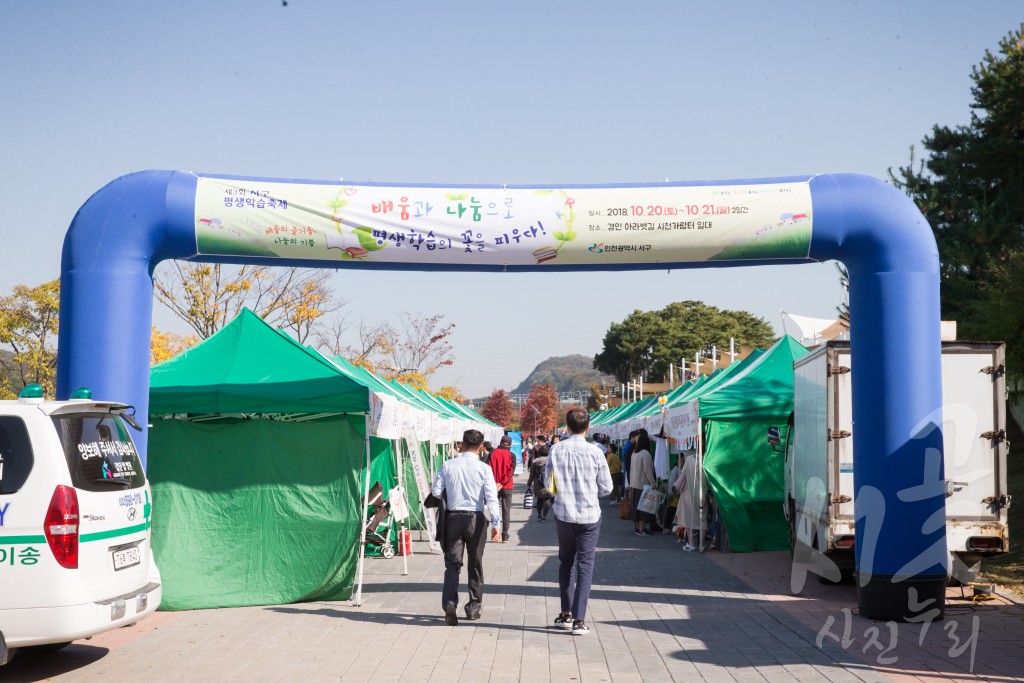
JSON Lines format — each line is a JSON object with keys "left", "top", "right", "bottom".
{"left": 554, "top": 517, "right": 601, "bottom": 621}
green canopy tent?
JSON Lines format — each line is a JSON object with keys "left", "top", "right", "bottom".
{"left": 148, "top": 309, "right": 396, "bottom": 610}
{"left": 693, "top": 336, "right": 808, "bottom": 552}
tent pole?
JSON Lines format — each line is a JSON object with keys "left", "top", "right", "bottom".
{"left": 397, "top": 439, "right": 409, "bottom": 576}
{"left": 697, "top": 418, "right": 705, "bottom": 553}
{"left": 353, "top": 412, "right": 373, "bottom": 606}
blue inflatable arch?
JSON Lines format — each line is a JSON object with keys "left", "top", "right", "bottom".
{"left": 58, "top": 171, "right": 944, "bottom": 621}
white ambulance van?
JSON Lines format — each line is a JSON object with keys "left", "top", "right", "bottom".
{"left": 0, "top": 385, "right": 161, "bottom": 663}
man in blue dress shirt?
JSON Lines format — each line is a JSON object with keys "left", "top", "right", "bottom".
{"left": 431, "top": 429, "right": 501, "bottom": 625}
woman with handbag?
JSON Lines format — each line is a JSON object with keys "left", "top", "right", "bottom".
{"left": 528, "top": 444, "right": 553, "bottom": 521}
{"left": 628, "top": 431, "right": 657, "bottom": 535}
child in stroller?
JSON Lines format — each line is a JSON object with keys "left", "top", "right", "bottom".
{"left": 364, "top": 482, "right": 396, "bottom": 558}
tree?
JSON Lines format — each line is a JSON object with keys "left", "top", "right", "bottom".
{"left": 318, "top": 311, "right": 456, "bottom": 385}
{"left": 150, "top": 328, "right": 199, "bottom": 366}
{"left": 522, "top": 383, "right": 559, "bottom": 436}
{"left": 436, "top": 385, "right": 466, "bottom": 405}
{"left": 318, "top": 317, "right": 391, "bottom": 369}
{"left": 383, "top": 312, "right": 455, "bottom": 379}
{"left": 153, "top": 262, "right": 345, "bottom": 342}
{"left": 0, "top": 279, "right": 60, "bottom": 399}
{"left": 480, "top": 389, "right": 516, "bottom": 427}
{"left": 593, "top": 300, "right": 775, "bottom": 384}
{"left": 890, "top": 25, "right": 1024, "bottom": 373}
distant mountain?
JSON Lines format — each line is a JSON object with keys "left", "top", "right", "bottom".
{"left": 511, "top": 354, "right": 616, "bottom": 395}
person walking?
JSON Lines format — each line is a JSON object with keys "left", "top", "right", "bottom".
{"left": 527, "top": 444, "right": 552, "bottom": 521}
{"left": 673, "top": 451, "right": 707, "bottom": 551}
{"left": 489, "top": 435, "right": 516, "bottom": 543}
{"left": 430, "top": 429, "right": 501, "bottom": 625}
{"left": 529, "top": 434, "right": 548, "bottom": 471}
{"left": 628, "top": 430, "right": 657, "bottom": 535}
{"left": 545, "top": 408, "right": 613, "bottom": 636}
{"left": 621, "top": 429, "right": 640, "bottom": 490}
{"left": 605, "top": 443, "right": 624, "bottom": 505}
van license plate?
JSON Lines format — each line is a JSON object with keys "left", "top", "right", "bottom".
{"left": 112, "top": 546, "right": 141, "bottom": 571}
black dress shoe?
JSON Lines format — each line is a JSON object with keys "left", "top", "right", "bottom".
{"left": 444, "top": 603, "right": 459, "bottom": 625}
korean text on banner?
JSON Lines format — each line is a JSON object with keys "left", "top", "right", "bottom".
{"left": 667, "top": 402, "right": 700, "bottom": 451}
{"left": 194, "top": 179, "right": 813, "bottom": 267}
{"left": 404, "top": 433, "right": 440, "bottom": 553}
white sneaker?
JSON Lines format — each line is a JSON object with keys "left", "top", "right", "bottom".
{"left": 682, "top": 544, "right": 696, "bottom": 552}
{"left": 571, "top": 620, "right": 590, "bottom": 636}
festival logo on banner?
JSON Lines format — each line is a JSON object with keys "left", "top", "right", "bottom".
{"left": 194, "top": 178, "right": 813, "bottom": 266}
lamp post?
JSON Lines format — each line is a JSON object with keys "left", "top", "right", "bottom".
{"left": 528, "top": 404, "right": 540, "bottom": 439}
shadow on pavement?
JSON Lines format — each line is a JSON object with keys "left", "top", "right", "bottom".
{"left": 0, "top": 644, "right": 110, "bottom": 682}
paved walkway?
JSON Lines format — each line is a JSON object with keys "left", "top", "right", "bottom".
{"left": 8, "top": 482, "right": 1024, "bottom": 682}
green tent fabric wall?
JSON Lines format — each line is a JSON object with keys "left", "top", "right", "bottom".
{"left": 697, "top": 336, "right": 808, "bottom": 552}
{"left": 150, "top": 308, "right": 368, "bottom": 415}
{"left": 149, "top": 415, "right": 366, "bottom": 609}
{"left": 703, "top": 419, "right": 790, "bottom": 552}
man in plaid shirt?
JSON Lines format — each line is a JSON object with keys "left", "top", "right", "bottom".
{"left": 544, "top": 408, "right": 613, "bottom": 636}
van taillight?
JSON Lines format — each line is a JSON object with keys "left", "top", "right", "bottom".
{"left": 967, "top": 536, "right": 1003, "bottom": 551}
{"left": 43, "top": 485, "right": 79, "bottom": 569}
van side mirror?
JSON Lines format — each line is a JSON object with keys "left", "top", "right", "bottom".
{"left": 766, "top": 426, "right": 783, "bottom": 452}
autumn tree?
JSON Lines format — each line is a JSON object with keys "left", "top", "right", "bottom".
{"left": 150, "top": 327, "right": 199, "bottom": 366}
{"left": 318, "top": 317, "right": 390, "bottom": 369}
{"left": 153, "top": 262, "right": 345, "bottom": 342}
{"left": 436, "top": 385, "right": 466, "bottom": 405}
{"left": 480, "top": 389, "right": 516, "bottom": 427}
{"left": 521, "top": 383, "right": 559, "bottom": 436}
{"left": 317, "top": 311, "right": 456, "bottom": 386}
{"left": 384, "top": 312, "right": 455, "bottom": 378}
{"left": 0, "top": 279, "right": 60, "bottom": 399}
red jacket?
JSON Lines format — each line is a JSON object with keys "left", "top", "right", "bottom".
{"left": 489, "top": 448, "right": 515, "bottom": 490}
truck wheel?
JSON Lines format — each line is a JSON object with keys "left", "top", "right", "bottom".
{"left": 814, "top": 534, "right": 842, "bottom": 585}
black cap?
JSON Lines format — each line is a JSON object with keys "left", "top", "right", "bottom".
{"left": 499, "top": 435, "right": 512, "bottom": 446}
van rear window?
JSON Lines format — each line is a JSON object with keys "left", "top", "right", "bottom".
{"left": 51, "top": 414, "right": 146, "bottom": 491}
{"left": 0, "top": 417, "right": 33, "bottom": 495}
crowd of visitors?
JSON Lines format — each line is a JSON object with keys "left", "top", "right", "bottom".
{"left": 519, "top": 426, "right": 711, "bottom": 546}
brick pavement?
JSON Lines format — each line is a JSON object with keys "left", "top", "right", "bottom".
{"left": 6, "top": 481, "right": 1024, "bottom": 682}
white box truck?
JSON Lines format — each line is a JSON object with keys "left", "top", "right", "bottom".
{"left": 778, "top": 340, "right": 1010, "bottom": 585}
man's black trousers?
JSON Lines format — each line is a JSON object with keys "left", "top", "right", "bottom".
{"left": 442, "top": 511, "right": 488, "bottom": 616}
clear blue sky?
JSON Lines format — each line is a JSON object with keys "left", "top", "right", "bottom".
{"left": 2, "top": 2, "right": 1021, "bottom": 397}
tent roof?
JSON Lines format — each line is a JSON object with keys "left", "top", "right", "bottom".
{"left": 150, "top": 309, "right": 369, "bottom": 415}
{"left": 696, "top": 335, "right": 808, "bottom": 420}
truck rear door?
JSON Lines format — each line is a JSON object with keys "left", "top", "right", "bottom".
{"left": 940, "top": 343, "right": 1007, "bottom": 525}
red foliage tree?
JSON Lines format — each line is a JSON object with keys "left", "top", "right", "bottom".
{"left": 480, "top": 389, "right": 516, "bottom": 428}
{"left": 522, "top": 383, "right": 559, "bottom": 436}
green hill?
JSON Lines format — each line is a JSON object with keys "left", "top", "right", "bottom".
{"left": 511, "top": 354, "right": 615, "bottom": 395}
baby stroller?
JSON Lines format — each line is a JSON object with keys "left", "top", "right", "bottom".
{"left": 364, "top": 482, "right": 396, "bottom": 559}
